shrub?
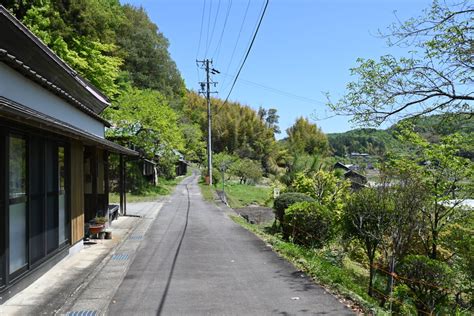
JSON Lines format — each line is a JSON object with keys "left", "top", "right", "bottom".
{"left": 230, "top": 158, "right": 263, "bottom": 184}
{"left": 284, "top": 201, "right": 336, "bottom": 248}
{"left": 273, "top": 192, "right": 314, "bottom": 225}
{"left": 398, "top": 255, "right": 454, "bottom": 315}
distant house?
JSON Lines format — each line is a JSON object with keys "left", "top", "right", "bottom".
{"left": 344, "top": 170, "right": 368, "bottom": 190}
{"left": 0, "top": 6, "right": 137, "bottom": 297}
{"left": 142, "top": 159, "right": 158, "bottom": 185}
{"left": 333, "top": 162, "right": 368, "bottom": 190}
{"left": 173, "top": 150, "right": 189, "bottom": 176}
{"left": 334, "top": 161, "right": 350, "bottom": 172}
{"left": 350, "top": 152, "right": 370, "bottom": 158}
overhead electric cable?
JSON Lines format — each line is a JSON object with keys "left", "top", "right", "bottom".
{"left": 212, "top": 0, "right": 233, "bottom": 63}
{"left": 222, "top": 0, "right": 269, "bottom": 105}
{"left": 196, "top": 0, "right": 207, "bottom": 81}
{"left": 219, "top": 73, "right": 326, "bottom": 105}
{"left": 196, "top": 0, "right": 206, "bottom": 59}
{"left": 232, "top": 0, "right": 266, "bottom": 80}
{"left": 206, "top": 0, "right": 222, "bottom": 57}
{"left": 205, "top": 0, "right": 213, "bottom": 57}
{"left": 220, "top": 0, "right": 251, "bottom": 90}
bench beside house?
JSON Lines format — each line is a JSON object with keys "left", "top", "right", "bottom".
{"left": 0, "top": 6, "right": 137, "bottom": 299}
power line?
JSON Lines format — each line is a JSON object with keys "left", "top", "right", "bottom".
{"left": 220, "top": 73, "right": 326, "bottom": 105}
{"left": 222, "top": 0, "right": 269, "bottom": 105}
{"left": 205, "top": 0, "right": 213, "bottom": 57}
{"left": 229, "top": 0, "right": 266, "bottom": 90}
{"left": 196, "top": 0, "right": 206, "bottom": 59}
{"left": 220, "top": 0, "right": 251, "bottom": 90}
{"left": 196, "top": 0, "right": 207, "bottom": 82}
{"left": 206, "top": 0, "right": 221, "bottom": 57}
{"left": 212, "top": 0, "right": 233, "bottom": 63}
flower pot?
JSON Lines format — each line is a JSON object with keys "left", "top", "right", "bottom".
{"left": 89, "top": 224, "right": 104, "bottom": 235}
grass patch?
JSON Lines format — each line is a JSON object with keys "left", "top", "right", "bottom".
{"left": 109, "top": 177, "right": 180, "bottom": 203}
{"left": 223, "top": 184, "right": 272, "bottom": 208}
{"left": 198, "top": 180, "right": 215, "bottom": 202}
{"left": 231, "top": 215, "right": 387, "bottom": 315}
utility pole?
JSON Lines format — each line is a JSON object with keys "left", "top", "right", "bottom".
{"left": 197, "top": 59, "right": 219, "bottom": 186}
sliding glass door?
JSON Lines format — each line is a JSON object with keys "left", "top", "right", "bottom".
{"left": 9, "top": 135, "right": 27, "bottom": 275}
{"left": 58, "top": 146, "right": 68, "bottom": 245}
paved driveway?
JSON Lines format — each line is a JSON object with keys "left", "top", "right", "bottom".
{"left": 108, "top": 173, "right": 353, "bottom": 315}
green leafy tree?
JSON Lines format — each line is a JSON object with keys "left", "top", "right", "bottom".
{"left": 117, "top": 5, "right": 185, "bottom": 97}
{"left": 328, "top": 0, "right": 473, "bottom": 125}
{"left": 230, "top": 158, "right": 263, "bottom": 185}
{"left": 442, "top": 220, "right": 474, "bottom": 309}
{"left": 291, "top": 170, "right": 349, "bottom": 215}
{"left": 379, "top": 169, "right": 428, "bottom": 307}
{"left": 180, "top": 123, "right": 205, "bottom": 163}
{"left": 392, "top": 125, "right": 474, "bottom": 259}
{"left": 18, "top": 0, "right": 124, "bottom": 98}
{"left": 398, "top": 255, "right": 455, "bottom": 315}
{"left": 343, "top": 188, "right": 392, "bottom": 297}
{"left": 104, "top": 87, "right": 184, "bottom": 158}
{"left": 286, "top": 117, "right": 329, "bottom": 155}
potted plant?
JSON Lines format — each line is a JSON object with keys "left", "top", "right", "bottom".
{"left": 89, "top": 216, "right": 107, "bottom": 235}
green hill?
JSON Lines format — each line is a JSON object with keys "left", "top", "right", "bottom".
{"left": 328, "top": 115, "right": 474, "bottom": 157}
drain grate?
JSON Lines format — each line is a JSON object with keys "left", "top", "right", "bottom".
{"left": 66, "top": 311, "right": 98, "bottom": 316}
{"left": 111, "top": 253, "right": 129, "bottom": 261}
{"left": 128, "top": 235, "right": 144, "bottom": 240}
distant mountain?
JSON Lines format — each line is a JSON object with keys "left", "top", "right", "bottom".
{"left": 328, "top": 114, "right": 474, "bottom": 157}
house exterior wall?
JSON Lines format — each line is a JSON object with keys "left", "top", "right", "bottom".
{"left": 0, "top": 63, "right": 105, "bottom": 138}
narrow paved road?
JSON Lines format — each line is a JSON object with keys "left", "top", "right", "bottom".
{"left": 108, "top": 173, "right": 353, "bottom": 315}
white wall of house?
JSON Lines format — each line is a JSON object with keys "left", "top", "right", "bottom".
{"left": 0, "top": 63, "right": 105, "bottom": 138}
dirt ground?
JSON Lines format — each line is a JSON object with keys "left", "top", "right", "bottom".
{"left": 233, "top": 205, "right": 275, "bottom": 225}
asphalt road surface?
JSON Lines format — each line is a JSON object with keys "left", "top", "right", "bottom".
{"left": 107, "top": 172, "right": 353, "bottom": 315}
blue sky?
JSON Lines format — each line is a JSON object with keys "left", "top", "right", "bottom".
{"left": 122, "top": 0, "right": 434, "bottom": 137}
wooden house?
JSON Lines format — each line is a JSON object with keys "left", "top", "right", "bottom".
{"left": 0, "top": 6, "right": 137, "bottom": 297}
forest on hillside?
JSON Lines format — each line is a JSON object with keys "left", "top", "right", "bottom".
{"left": 328, "top": 115, "right": 474, "bottom": 158}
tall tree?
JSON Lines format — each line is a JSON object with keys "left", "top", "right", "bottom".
{"left": 343, "top": 188, "right": 392, "bottom": 297}
{"left": 103, "top": 87, "right": 184, "bottom": 157}
{"left": 7, "top": 0, "right": 124, "bottom": 98}
{"left": 286, "top": 117, "right": 329, "bottom": 155}
{"left": 328, "top": 0, "right": 473, "bottom": 126}
{"left": 117, "top": 5, "right": 185, "bottom": 97}
{"left": 392, "top": 125, "right": 474, "bottom": 259}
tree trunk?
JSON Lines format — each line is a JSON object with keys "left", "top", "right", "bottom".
{"left": 431, "top": 229, "right": 438, "bottom": 259}
{"left": 368, "top": 257, "right": 375, "bottom": 297}
{"left": 381, "top": 256, "right": 396, "bottom": 308}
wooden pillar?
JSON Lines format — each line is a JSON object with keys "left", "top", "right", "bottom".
{"left": 70, "top": 141, "right": 84, "bottom": 244}
{"left": 123, "top": 157, "right": 127, "bottom": 215}
{"left": 91, "top": 147, "right": 98, "bottom": 217}
{"left": 104, "top": 150, "right": 109, "bottom": 215}
{"left": 119, "top": 154, "right": 124, "bottom": 215}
